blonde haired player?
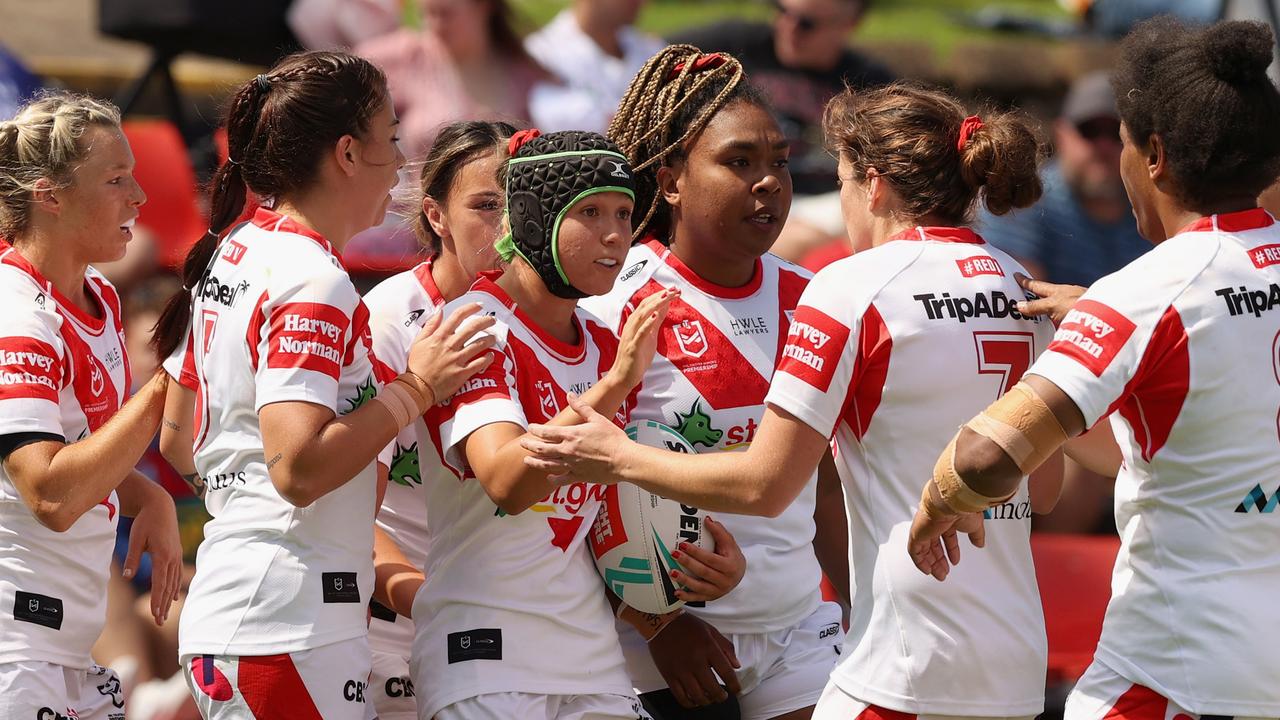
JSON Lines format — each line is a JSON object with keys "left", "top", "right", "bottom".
{"left": 0, "top": 92, "right": 183, "bottom": 720}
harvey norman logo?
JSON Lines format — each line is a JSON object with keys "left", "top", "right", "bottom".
{"left": 777, "top": 305, "right": 849, "bottom": 392}
{"left": 268, "top": 302, "right": 350, "bottom": 376}
{"left": 1047, "top": 300, "right": 1136, "bottom": 377}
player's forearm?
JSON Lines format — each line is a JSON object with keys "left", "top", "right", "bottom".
{"left": 272, "top": 402, "right": 399, "bottom": 507}
{"left": 952, "top": 427, "right": 1026, "bottom": 500}
{"left": 116, "top": 470, "right": 170, "bottom": 518}
{"left": 615, "top": 445, "right": 783, "bottom": 516}
{"left": 159, "top": 384, "right": 197, "bottom": 477}
{"left": 373, "top": 525, "right": 424, "bottom": 618}
{"left": 31, "top": 373, "right": 168, "bottom": 527}
{"left": 812, "top": 453, "right": 850, "bottom": 605}
{"left": 548, "top": 374, "right": 630, "bottom": 427}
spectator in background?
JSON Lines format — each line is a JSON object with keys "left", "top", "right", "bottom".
{"left": 525, "top": 0, "right": 663, "bottom": 133}
{"left": 287, "top": 0, "right": 403, "bottom": 50}
{"left": 979, "top": 71, "right": 1150, "bottom": 286}
{"left": 672, "top": 0, "right": 891, "bottom": 196}
{"left": 356, "top": 0, "right": 544, "bottom": 160}
{"left": 0, "top": 44, "right": 41, "bottom": 120}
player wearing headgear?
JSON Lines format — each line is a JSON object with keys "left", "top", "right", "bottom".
{"left": 408, "top": 128, "right": 692, "bottom": 720}
{"left": 583, "top": 45, "right": 847, "bottom": 720}
{"left": 0, "top": 92, "right": 183, "bottom": 720}
{"left": 521, "top": 82, "right": 1065, "bottom": 720}
{"left": 150, "top": 52, "right": 495, "bottom": 720}
{"left": 907, "top": 18, "right": 1280, "bottom": 720}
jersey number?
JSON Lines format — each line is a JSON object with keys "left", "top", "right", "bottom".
{"left": 973, "top": 331, "right": 1035, "bottom": 399}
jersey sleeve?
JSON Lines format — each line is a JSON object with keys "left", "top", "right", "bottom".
{"left": 765, "top": 268, "right": 860, "bottom": 439}
{"left": 428, "top": 318, "right": 526, "bottom": 476}
{"left": 1027, "top": 259, "right": 1195, "bottom": 427}
{"left": 0, "top": 305, "right": 66, "bottom": 438}
{"left": 254, "top": 263, "right": 361, "bottom": 412}
{"left": 161, "top": 315, "right": 199, "bottom": 391}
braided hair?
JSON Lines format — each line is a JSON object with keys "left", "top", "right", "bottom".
{"left": 152, "top": 50, "right": 388, "bottom": 359}
{"left": 607, "top": 44, "right": 768, "bottom": 241}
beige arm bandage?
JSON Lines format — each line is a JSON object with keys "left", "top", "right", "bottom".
{"left": 926, "top": 432, "right": 1015, "bottom": 516}
{"left": 964, "top": 381, "right": 1068, "bottom": 474}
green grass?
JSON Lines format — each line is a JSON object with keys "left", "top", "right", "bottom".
{"left": 511, "top": 0, "right": 1072, "bottom": 58}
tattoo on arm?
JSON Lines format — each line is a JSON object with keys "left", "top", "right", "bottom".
{"left": 162, "top": 418, "right": 181, "bottom": 432}
{"left": 266, "top": 453, "right": 283, "bottom": 469}
{"left": 182, "top": 472, "right": 206, "bottom": 498}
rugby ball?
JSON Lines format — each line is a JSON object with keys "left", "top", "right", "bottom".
{"left": 589, "top": 421, "right": 710, "bottom": 615}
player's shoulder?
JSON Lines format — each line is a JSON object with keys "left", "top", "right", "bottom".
{"left": 762, "top": 251, "right": 814, "bottom": 281}
{"left": 808, "top": 242, "right": 922, "bottom": 308}
{"left": 1088, "top": 233, "right": 1214, "bottom": 308}
{"left": 365, "top": 262, "right": 438, "bottom": 317}
{"left": 443, "top": 284, "right": 514, "bottom": 348}
{"left": 0, "top": 259, "right": 62, "bottom": 338}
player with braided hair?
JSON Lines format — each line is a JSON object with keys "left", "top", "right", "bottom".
{"left": 150, "top": 51, "right": 496, "bottom": 719}
{"left": 577, "top": 44, "right": 848, "bottom": 720}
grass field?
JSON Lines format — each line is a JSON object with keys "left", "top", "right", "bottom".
{"left": 510, "top": 0, "right": 1073, "bottom": 56}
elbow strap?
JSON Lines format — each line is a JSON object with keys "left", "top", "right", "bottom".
{"left": 964, "top": 381, "right": 1067, "bottom": 474}
{"left": 930, "top": 432, "right": 1015, "bottom": 515}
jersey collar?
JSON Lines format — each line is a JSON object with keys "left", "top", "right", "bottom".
{"left": 886, "top": 226, "right": 986, "bottom": 245}
{"left": 0, "top": 244, "right": 107, "bottom": 333}
{"left": 412, "top": 258, "right": 445, "bottom": 306}
{"left": 1176, "top": 207, "right": 1275, "bottom": 235}
{"left": 250, "top": 206, "right": 344, "bottom": 266}
{"left": 471, "top": 270, "right": 586, "bottom": 361}
{"left": 644, "top": 237, "right": 764, "bottom": 300}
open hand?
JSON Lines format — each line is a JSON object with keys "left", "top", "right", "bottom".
{"left": 125, "top": 490, "right": 183, "bottom": 625}
{"left": 610, "top": 288, "right": 677, "bottom": 390}
{"left": 648, "top": 613, "right": 741, "bottom": 708}
{"left": 521, "top": 394, "right": 630, "bottom": 484}
{"left": 1015, "top": 273, "right": 1086, "bottom": 326}
{"left": 405, "top": 303, "right": 497, "bottom": 403}
{"left": 906, "top": 486, "right": 986, "bottom": 582}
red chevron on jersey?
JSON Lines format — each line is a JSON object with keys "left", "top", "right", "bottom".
{"left": 59, "top": 323, "right": 120, "bottom": 433}
{"left": 643, "top": 283, "right": 771, "bottom": 408}
{"left": 267, "top": 302, "right": 350, "bottom": 378}
{"left": 0, "top": 336, "right": 60, "bottom": 402}
{"left": 1049, "top": 299, "right": 1136, "bottom": 377}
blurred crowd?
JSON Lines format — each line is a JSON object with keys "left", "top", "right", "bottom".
{"left": 2, "top": 1, "right": 1278, "bottom": 718}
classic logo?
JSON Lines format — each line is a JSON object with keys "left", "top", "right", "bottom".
{"left": 1235, "top": 484, "right": 1280, "bottom": 513}
{"left": 619, "top": 260, "right": 648, "bottom": 283}
{"left": 405, "top": 308, "right": 425, "bottom": 327}
{"left": 1047, "top": 300, "right": 1136, "bottom": 377}
{"left": 221, "top": 239, "right": 248, "bottom": 265}
{"left": 777, "top": 305, "right": 850, "bottom": 392}
{"left": 956, "top": 255, "right": 1005, "bottom": 278}
{"left": 608, "top": 160, "right": 630, "bottom": 179}
{"left": 673, "top": 319, "right": 709, "bottom": 358}
{"left": 1250, "top": 244, "right": 1280, "bottom": 269}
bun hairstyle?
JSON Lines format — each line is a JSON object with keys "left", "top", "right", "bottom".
{"left": 151, "top": 51, "right": 388, "bottom": 360}
{"left": 413, "top": 120, "right": 517, "bottom": 256}
{"left": 0, "top": 92, "right": 121, "bottom": 239}
{"left": 608, "top": 44, "right": 770, "bottom": 240}
{"left": 1114, "top": 17, "right": 1280, "bottom": 206}
{"left": 823, "top": 83, "right": 1043, "bottom": 224}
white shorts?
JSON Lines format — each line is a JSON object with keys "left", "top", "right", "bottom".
{"left": 182, "top": 636, "right": 372, "bottom": 720}
{"left": 370, "top": 647, "right": 417, "bottom": 720}
{"left": 624, "top": 601, "right": 844, "bottom": 720}
{"left": 434, "top": 691, "right": 652, "bottom": 720}
{"left": 1064, "top": 660, "right": 1272, "bottom": 720}
{"left": 813, "top": 680, "right": 1036, "bottom": 720}
{"left": 0, "top": 662, "right": 126, "bottom": 720}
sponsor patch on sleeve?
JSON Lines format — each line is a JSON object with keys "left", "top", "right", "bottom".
{"left": 445, "top": 348, "right": 510, "bottom": 407}
{"left": 266, "top": 302, "right": 351, "bottom": 379}
{"left": 956, "top": 255, "right": 1004, "bottom": 278}
{"left": 776, "top": 305, "right": 850, "bottom": 392}
{"left": 0, "top": 336, "right": 61, "bottom": 402}
{"left": 1047, "top": 299, "right": 1137, "bottom": 376}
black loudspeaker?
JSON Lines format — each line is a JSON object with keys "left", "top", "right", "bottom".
{"left": 98, "top": 0, "right": 300, "bottom": 66}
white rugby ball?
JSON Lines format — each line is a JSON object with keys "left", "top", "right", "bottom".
{"left": 589, "top": 421, "right": 710, "bottom": 615}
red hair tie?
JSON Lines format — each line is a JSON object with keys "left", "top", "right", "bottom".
{"left": 508, "top": 128, "right": 542, "bottom": 156}
{"left": 667, "top": 53, "right": 727, "bottom": 82}
{"left": 957, "top": 115, "right": 984, "bottom": 151}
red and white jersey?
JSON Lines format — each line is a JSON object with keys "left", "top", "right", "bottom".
{"left": 581, "top": 240, "right": 823, "bottom": 634}
{"left": 767, "top": 227, "right": 1051, "bottom": 716}
{"left": 164, "top": 208, "right": 384, "bottom": 657}
{"left": 412, "top": 273, "right": 631, "bottom": 719}
{"left": 362, "top": 260, "right": 446, "bottom": 656}
{"left": 0, "top": 249, "right": 127, "bottom": 668}
{"left": 1027, "top": 208, "right": 1280, "bottom": 716}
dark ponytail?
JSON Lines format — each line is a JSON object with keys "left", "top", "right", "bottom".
{"left": 151, "top": 51, "right": 388, "bottom": 360}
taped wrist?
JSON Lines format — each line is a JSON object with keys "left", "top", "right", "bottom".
{"left": 929, "top": 432, "right": 1013, "bottom": 515}
{"left": 372, "top": 377, "right": 429, "bottom": 430}
{"left": 964, "top": 381, "right": 1068, "bottom": 474}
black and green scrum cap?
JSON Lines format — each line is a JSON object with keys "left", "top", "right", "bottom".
{"left": 496, "top": 129, "right": 636, "bottom": 299}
